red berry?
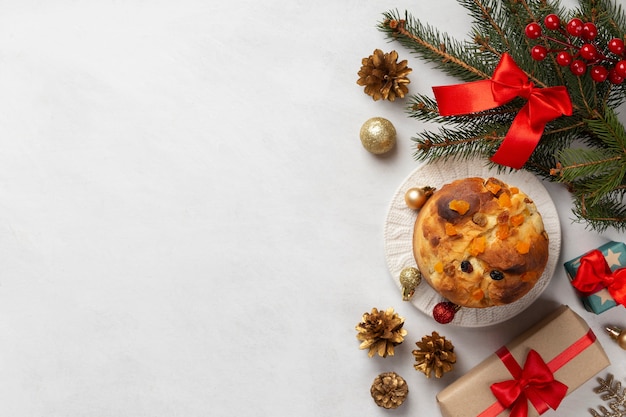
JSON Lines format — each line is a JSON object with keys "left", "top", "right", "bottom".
{"left": 608, "top": 38, "right": 625, "bottom": 55}
{"left": 609, "top": 68, "right": 625, "bottom": 84}
{"left": 544, "top": 14, "right": 561, "bottom": 30}
{"left": 581, "top": 22, "right": 598, "bottom": 40}
{"left": 590, "top": 66, "right": 609, "bottom": 82}
{"left": 556, "top": 51, "right": 573, "bottom": 66}
{"left": 433, "top": 302, "right": 459, "bottom": 324}
{"left": 570, "top": 59, "right": 587, "bottom": 76}
{"left": 567, "top": 18, "right": 584, "bottom": 37}
{"left": 580, "top": 43, "right": 598, "bottom": 60}
{"left": 525, "top": 22, "right": 542, "bottom": 39}
{"left": 615, "top": 60, "right": 626, "bottom": 77}
{"left": 531, "top": 45, "right": 548, "bottom": 61}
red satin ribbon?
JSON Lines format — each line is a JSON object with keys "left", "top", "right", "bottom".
{"left": 478, "top": 329, "right": 596, "bottom": 417}
{"left": 571, "top": 249, "right": 626, "bottom": 306}
{"left": 490, "top": 349, "right": 567, "bottom": 417}
{"left": 432, "top": 53, "right": 573, "bottom": 169}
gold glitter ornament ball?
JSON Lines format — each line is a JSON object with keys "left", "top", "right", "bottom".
{"left": 359, "top": 117, "right": 396, "bottom": 154}
{"left": 399, "top": 267, "right": 421, "bottom": 301}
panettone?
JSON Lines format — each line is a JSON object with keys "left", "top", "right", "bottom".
{"left": 412, "top": 177, "right": 549, "bottom": 308}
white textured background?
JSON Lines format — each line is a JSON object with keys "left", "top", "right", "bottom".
{"left": 0, "top": 0, "right": 624, "bottom": 416}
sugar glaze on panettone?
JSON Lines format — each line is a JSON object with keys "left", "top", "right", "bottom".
{"left": 412, "top": 177, "right": 549, "bottom": 308}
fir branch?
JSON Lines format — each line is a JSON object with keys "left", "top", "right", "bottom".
{"left": 574, "top": 188, "right": 626, "bottom": 232}
{"left": 406, "top": 94, "right": 441, "bottom": 122}
{"left": 459, "top": 0, "right": 511, "bottom": 51}
{"left": 585, "top": 106, "right": 626, "bottom": 152}
{"left": 570, "top": 170, "right": 626, "bottom": 206}
{"left": 412, "top": 126, "right": 503, "bottom": 162}
{"left": 554, "top": 107, "right": 626, "bottom": 205}
{"left": 379, "top": 11, "right": 493, "bottom": 81}
{"left": 554, "top": 148, "right": 623, "bottom": 177}
{"left": 546, "top": 120, "right": 588, "bottom": 137}
{"left": 606, "top": 82, "right": 626, "bottom": 109}
{"left": 406, "top": 93, "right": 521, "bottom": 127}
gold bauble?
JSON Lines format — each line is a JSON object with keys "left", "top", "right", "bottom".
{"left": 399, "top": 267, "right": 421, "bottom": 301}
{"left": 404, "top": 186, "right": 435, "bottom": 210}
{"left": 606, "top": 326, "right": 626, "bottom": 349}
{"left": 359, "top": 117, "right": 396, "bottom": 154}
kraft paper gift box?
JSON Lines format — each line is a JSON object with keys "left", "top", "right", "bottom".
{"left": 436, "top": 305, "right": 610, "bottom": 417}
{"left": 564, "top": 241, "right": 626, "bottom": 314}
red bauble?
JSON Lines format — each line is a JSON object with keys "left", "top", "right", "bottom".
{"left": 544, "top": 14, "right": 560, "bottom": 30}
{"left": 525, "top": 22, "right": 542, "bottom": 39}
{"left": 433, "top": 302, "right": 459, "bottom": 324}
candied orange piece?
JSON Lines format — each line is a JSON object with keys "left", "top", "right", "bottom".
{"left": 471, "top": 288, "right": 484, "bottom": 300}
{"left": 510, "top": 213, "right": 525, "bottom": 227}
{"left": 468, "top": 236, "right": 486, "bottom": 256}
{"left": 485, "top": 180, "right": 502, "bottom": 195}
{"left": 496, "top": 224, "right": 510, "bottom": 240}
{"left": 498, "top": 193, "right": 511, "bottom": 208}
{"left": 510, "top": 186, "right": 519, "bottom": 195}
{"left": 520, "top": 271, "right": 539, "bottom": 282}
{"left": 445, "top": 222, "right": 457, "bottom": 236}
{"left": 516, "top": 241, "right": 530, "bottom": 254}
{"left": 434, "top": 261, "right": 444, "bottom": 273}
{"left": 449, "top": 199, "right": 470, "bottom": 215}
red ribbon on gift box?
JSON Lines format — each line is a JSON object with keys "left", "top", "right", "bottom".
{"left": 478, "top": 329, "right": 596, "bottom": 417}
{"left": 571, "top": 249, "right": 626, "bottom": 306}
{"left": 432, "top": 53, "right": 573, "bottom": 169}
{"left": 490, "top": 349, "right": 567, "bottom": 417}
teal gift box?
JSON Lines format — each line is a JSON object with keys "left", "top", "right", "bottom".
{"left": 564, "top": 241, "right": 626, "bottom": 314}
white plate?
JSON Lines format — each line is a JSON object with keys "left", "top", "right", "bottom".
{"left": 384, "top": 159, "right": 561, "bottom": 327}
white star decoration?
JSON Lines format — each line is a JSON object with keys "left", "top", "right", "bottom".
{"left": 604, "top": 249, "right": 623, "bottom": 269}
{"left": 593, "top": 289, "right": 615, "bottom": 306}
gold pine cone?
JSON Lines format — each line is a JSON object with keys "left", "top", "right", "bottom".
{"left": 355, "top": 307, "right": 407, "bottom": 358}
{"left": 370, "top": 372, "right": 409, "bottom": 409}
{"left": 357, "top": 49, "right": 411, "bottom": 101}
{"left": 412, "top": 331, "right": 456, "bottom": 378}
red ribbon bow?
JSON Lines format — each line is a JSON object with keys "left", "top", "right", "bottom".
{"left": 571, "top": 249, "right": 626, "bottom": 306}
{"left": 432, "top": 53, "right": 573, "bottom": 169}
{"left": 490, "top": 349, "right": 568, "bottom": 417}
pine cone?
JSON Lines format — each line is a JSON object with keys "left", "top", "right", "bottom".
{"left": 370, "top": 372, "right": 409, "bottom": 409}
{"left": 357, "top": 49, "right": 411, "bottom": 101}
{"left": 355, "top": 307, "right": 407, "bottom": 358}
{"left": 412, "top": 331, "right": 456, "bottom": 378}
